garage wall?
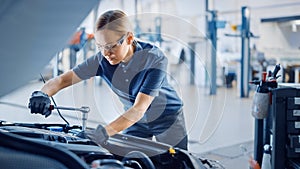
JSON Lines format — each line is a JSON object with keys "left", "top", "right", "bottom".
{"left": 86, "top": 0, "right": 300, "bottom": 86}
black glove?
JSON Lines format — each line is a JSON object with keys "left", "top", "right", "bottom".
{"left": 77, "top": 125, "right": 109, "bottom": 145}
{"left": 29, "top": 91, "right": 52, "bottom": 117}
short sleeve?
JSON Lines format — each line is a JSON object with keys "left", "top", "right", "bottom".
{"left": 72, "top": 54, "right": 102, "bottom": 80}
{"left": 139, "top": 54, "right": 167, "bottom": 97}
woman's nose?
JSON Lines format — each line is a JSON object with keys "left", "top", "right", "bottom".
{"left": 103, "top": 49, "right": 111, "bottom": 57}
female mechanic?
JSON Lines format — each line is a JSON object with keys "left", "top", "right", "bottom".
{"left": 29, "top": 9, "right": 188, "bottom": 150}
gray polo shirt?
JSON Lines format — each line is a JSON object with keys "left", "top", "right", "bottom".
{"left": 73, "top": 40, "right": 183, "bottom": 122}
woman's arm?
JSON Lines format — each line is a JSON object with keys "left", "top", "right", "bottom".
{"left": 41, "top": 70, "right": 82, "bottom": 96}
{"left": 105, "top": 92, "right": 154, "bottom": 136}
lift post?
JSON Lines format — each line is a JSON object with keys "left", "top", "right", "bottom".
{"left": 206, "top": 10, "right": 226, "bottom": 94}
{"left": 208, "top": 10, "right": 217, "bottom": 95}
{"left": 224, "top": 6, "right": 258, "bottom": 98}
{"left": 240, "top": 6, "right": 251, "bottom": 98}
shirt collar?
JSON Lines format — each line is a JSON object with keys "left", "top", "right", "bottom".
{"left": 134, "top": 40, "right": 143, "bottom": 52}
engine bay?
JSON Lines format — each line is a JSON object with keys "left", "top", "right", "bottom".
{"left": 0, "top": 120, "right": 223, "bottom": 169}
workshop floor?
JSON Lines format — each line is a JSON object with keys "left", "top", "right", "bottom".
{"left": 0, "top": 76, "right": 255, "bottom": 169}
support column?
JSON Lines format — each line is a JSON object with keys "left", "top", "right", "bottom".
{"left": 189, "top": 42, "right": 196, "bottom": 85}
{"left": 240, "top": 6, "right": 251, "bottom": 97}
{"left": 208, "top": 10, "right": 217, "bottom": 95}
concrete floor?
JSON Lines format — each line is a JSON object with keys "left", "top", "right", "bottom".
{"left": 0, "top": 76, "right": 255, "bottom": 169}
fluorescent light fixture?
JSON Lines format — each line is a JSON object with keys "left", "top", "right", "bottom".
{"left": 292, "top": 20, "right": 300, "bottom": 25}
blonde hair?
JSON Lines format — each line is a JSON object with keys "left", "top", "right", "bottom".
{"left": 96, "top": 10, "right": 133, "bottom": 36}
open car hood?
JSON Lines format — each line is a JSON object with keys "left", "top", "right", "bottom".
{"left": 0, "top": 0, "right": 99, "bottom": 97}
{"left": 0, "top": 121, "right": 217, "bottom": 169}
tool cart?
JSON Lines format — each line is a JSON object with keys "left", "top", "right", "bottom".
{"left": 270, "top": 85, "right": 300, "bottom": 169}
{"left": 252, "top": 64, "right": 300, "bottom": 169}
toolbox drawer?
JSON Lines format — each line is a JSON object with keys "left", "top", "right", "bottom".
{"left": 287, "top": 110, "right": 300, "bottom": 121}
{"left": 288, "top": 135, "right": 300, "bottom": 148}
{"left": 287, "top": 121, "right": 300, "bottom": 134}
{"left": 288, "top": 98, "right": 300, "bottom": 109}
{"left": 287, "top": 146, "right": 300, "bottom": 158}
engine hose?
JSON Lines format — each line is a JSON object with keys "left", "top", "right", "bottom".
{"left": 122, "top": 151, "right": 155, "bottom": 169}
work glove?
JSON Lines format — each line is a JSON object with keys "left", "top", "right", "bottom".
{"left": 28, "top": 91, "right": 52, "bottom": 117}
{"left": 77, "top": 124, "right": 109, "bottom": 145}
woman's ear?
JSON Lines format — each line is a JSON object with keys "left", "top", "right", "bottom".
{"left": 126, "top": 32, "right": 134, "bottom": 44}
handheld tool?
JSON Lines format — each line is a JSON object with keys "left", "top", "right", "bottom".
{"left": 49, "top": 105, "right": 90, "bottom": 131}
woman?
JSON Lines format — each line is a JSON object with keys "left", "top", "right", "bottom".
{"left": 29, "top": 9, "right": 188, "bottom": 150}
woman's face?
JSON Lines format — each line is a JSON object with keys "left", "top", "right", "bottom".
{"left": 94, "top": 29, "right": 131, "bottom": 65}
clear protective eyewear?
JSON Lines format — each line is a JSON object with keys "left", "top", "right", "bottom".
{"left": 97, "top": 34, "right": 126, "bottom": 52}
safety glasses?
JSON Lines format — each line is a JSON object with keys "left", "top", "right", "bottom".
{"left": 97, "top": 34, "right": 126, "bottom": 52}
